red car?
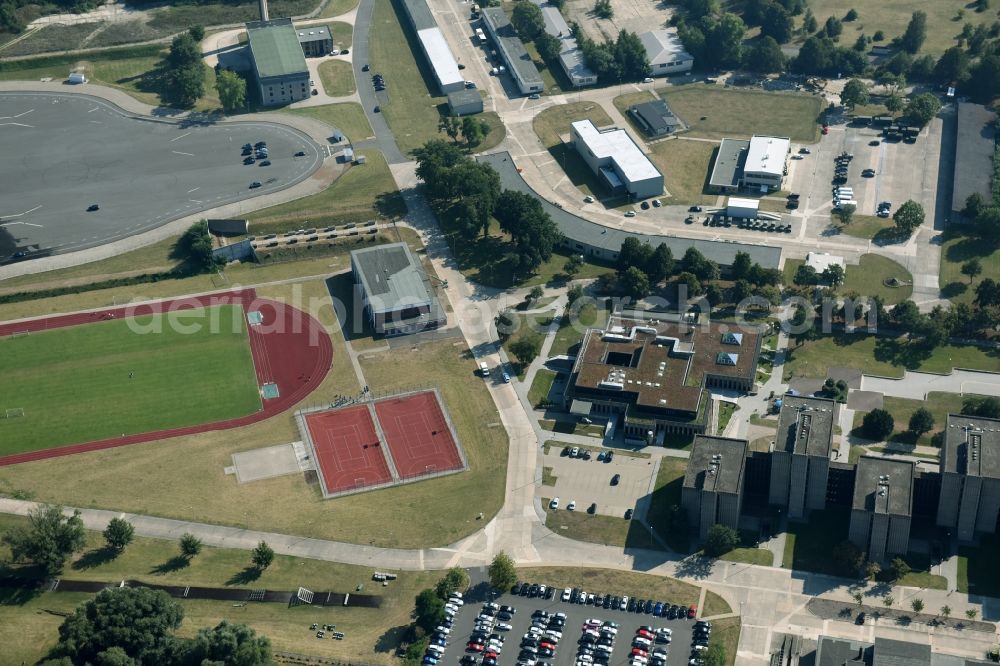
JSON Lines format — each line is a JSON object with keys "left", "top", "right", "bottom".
{"left": 688, "top": 604, "right": 698, "bottom": 619}
{"left": 466, "top": 642, "right": 484, "bottom": 652}
{"left": 821, "top": 125, "right": 830, "bottom": 135}
{"left": 631, "top": 648, "right": 649, "bottom": 657}
{"left": 636, "top": 629, "right": 654, "bottom": 640}
{"left": 483, "top": 651, "right": 498, "bottom": 659}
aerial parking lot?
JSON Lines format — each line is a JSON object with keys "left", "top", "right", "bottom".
{"left": 0, "top": 92, "right": 324, "bottom": 262}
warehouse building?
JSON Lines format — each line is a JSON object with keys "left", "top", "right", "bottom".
{"left": 296, "top": 25, "right": 332, "bottom": 57}
{"left": 447, "top": 89, "right": 483, "bottom": 116}
{"left": 398, "top": 0, "right": 465, "bottom": 94}
{"left": 481, "top": 7, "right": 544, "bottom": 95}
{"left": 743, "top": 135, "right": 790, "bottom": 192}
{"left": 570, "top": 120, "right": 663, "bottom": 200}
{"left": 849, "top": 456, "right": 914, "bottom": 562}
{"left": 533, "top": 0, "right": 597, "bottom": 87}
{"left": 682, "top": 435, "right": 748, "bottom": 541}
{"left": 628, "top": 99, "right": 679, "bottom": 137}
{"left": 246, "top": 19, "right": 311, "bottom": 106}
{"left": 951, "top": 103, "right": 997, "bottom": 222}
{"left": 769, "top": 396, "right": 836, "bottom": 519}
{"left": 936, "top": 414, "right": 1000, "bottom": 542}
{"left": 638, "top": 30, "right": 694, "bottom": 76}
{"left": 350, "top": 242, "right": 446, "bottom": 336}
{"left": 563, "top": 313, "right": 762, "bottom": 441}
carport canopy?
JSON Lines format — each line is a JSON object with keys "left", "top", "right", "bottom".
{"left": 570, "top": 399, "right": 593, "bottom": 416}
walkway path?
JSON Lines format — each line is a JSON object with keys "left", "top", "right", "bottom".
{"left": 861, "top": 369, "right": 1000, "bottom": 400}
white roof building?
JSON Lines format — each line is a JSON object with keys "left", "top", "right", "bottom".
{"left": 416, "top": 28, "right": 465, "bottom": 94}
{"left": 744, "top": 136, "right": 790, "bottom": 179}
{"left": 726, "top": 197, "right": 760, "bottom": 219}
{"left": 570, "top": 120, "right": 663, "bottom": 199}
{"left": 639, "top": 30, "right": 694, "bottom": 76}
{"left": 805, "top": 252, "right": 846, "bottom": 274}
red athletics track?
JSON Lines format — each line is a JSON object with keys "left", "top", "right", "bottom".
{"left": 0, "top": 288, "right": 332, "bottom": 466}
{"left": 305, "top": 405, "right": 393, "bottom": 496}
{"left": 374, "top": 391, "right": 464, "bottom": 480}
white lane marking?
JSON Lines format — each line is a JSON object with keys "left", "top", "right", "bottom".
{"left": 0, "top": 122, "right": 34, "bottom": 128}
{"left": 0, "top": 109, "right": 34, "bottom": 120}
{"left": 88, "top": 120, "right": 102, "bottom": 124}
{"left": 189, "top": 199, "right": 203, "bottom": 204}
{"left": 170, "top": 132, "right": 192, "bottom": 142}
{"left": 187, "top": 187, "right": 201, "bottom": 193}
{"left": 171, "top": 150, "right": 194, "bottom": 156}
{"left": 0, "top": 204, "right": 42, "bottom": 218}
{"left": 88, "top": 106, "right": 100, "bottom": 113}
{"left": 0, "top": 221, "right": 43, "bottom": 228}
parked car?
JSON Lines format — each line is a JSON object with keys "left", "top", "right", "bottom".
{"left": 611, "top": 474, "right": 620, "bottom": 485}
{"left": 87, "top": 203, "right": 100, "bottom": 211}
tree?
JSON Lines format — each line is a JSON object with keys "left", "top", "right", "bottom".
{"left": 865, "top": 561, "right": 881, "bottom": 581}
{"left": 966, "top": 608, "right": 978, "bottom": 620}
{"left": 509, "top": 332, "right": 543, "bottom": 367}
{"left": 841, "top": 78, "right": 869, "bottom": 109}
{"left": 413, "top": 140, "right": 466, "bottom": 200}
{"left": 934, "top": 46, "right": 970, "bottom": 84}
{"left": 488, "top": 551, "right": 517, "bottom": 590}
{"left": 893, "top": 200, "right": 925, "bottom": 235}
{"left": 681, "top": 247, "right": 719, "bottom": 281}
{"left": 965, "top": 55, "right": 1000, "bottom": 104}
{"left": 703, "top": 642, "right": 726, "bottom": 666}
{"left": 853, "top": 592, "right": 864, "bottom": 605}
{"left": 975, "top": 207, "right": 1000, "bottom": 238}
{"left": 904, "top": 92, "right": 942, "bottom": 128}
{"left": 803, "top": 10, "right": 817, "bottom": 33}
{"left": 618, "top": 237, "right": 653, "bottom": 275}
{"left": 414, "top": 589, "right": 446, "bottom": 633}
{"left": 461, "top": 116, "right": 489, "bottom": 148}
{"left": 179, "top": 533, "right": 202, "bottom": 559}
{"left": 909, "top": 54, "right": 935, "bottom": 81}
{"left": 536, "top": 31, "right": 562, "bottom": 62}
{"left": 167, "top": 32, "right": 201, "bottom": 69}
{"left": 171, "top": 220, "right": 219, "bottom": 273}
{"left": 940, "top": 605, "right": 952, "bottom": 620}
{"left": 493, "top": 190, "right": 561, "bottom": 276}
{"left": 845, "top": 8, "right": 858, "bottom": 21}
{"left": 438, "top": 115, "right": 461, "bottom": 143}
{"left": 821, "top": 264, "right": 845, "bottom": 288}
{"left": 890, "top": 557, "right": 911, "bottom": 581}
{"left": 511, "top": 1, "right": 545, "bottom": 41}
{"left": 675, "top": 271, "right": 704, "bottom": 297}
{"left": 567, "top": 283, "right": 584, "bottom": 305}
{"left": 908, "top": 407, "right": 934, "bottom": 437}
{"left": 703, "top": 524, "right": 739, "bottom": 557}
{"left": 708, "top": 13, "right": 746, "bottom": 68}
{"left": 645, "top": 243, "right": 675, "bottom": 285}
{"left": 761, "top": 3, "right": 793, "bottom": 43}
{"left": 185, "top": 621, "right": 273, "bottom": 665}
{"left": 963, "top": 192, "right": 986, "bottom": 220}
{"left": 962, "top": 396, "right": 1000, "bottom": 419}
{"left": 911, "top": 598, "right": 925, "bottom": 613}
{"left": 794, "top": 263, "right": 819, "bottom": 285}
{"left": 731, "top": 251, "right": 752, "bottom": 280}
{"left": 961, "top": 258, "right": 983, "bottom": 283}
{"left": 434, "top": 567, "right": 469, "bottom": 600}
{"left": 853, "top": 34, "right": 868, "bottom": 52}
{"left": 251, "top": 541, "right": 274, "bottom": 571}
{"left": 744, "top": 36, "right": 786, "bottom": 72}
{"left": 215, "top": 70, "right": 247, "bottom": 113}
{"left": 2, "top": 504, "right": 85, "bottom": 576}
{"left": 892, "top": 299, "right": 922, "bottom": 333}
{"left": 165, "top": 33, "right": 206, "bottom": 108}
{"left": 621, "top": 266, "right": 651, "bottom": 301}
{"left": 53, "top": 587, "right": 183, "bottom": 664}
{"left": 862, "top": 408, "right": 894, "bottom": 440}
{"left": 823, "top": 16, "right": 842, "bottom": 39}
{"left": 832, "top": 540, "right": 864, "bottom": 576}
{"left": 883, "top": 595, "right": 895, "bottom": 608}
{"left": 593, "top": 0, "right": 613, "bottom": 19}
{"left": 564, "top": 255, "right": 583, "bottom": 278}
{"left": 188, "top": 24, "right": 205, "bottom": 42}
{"left": 900, "top": 11, "right": 927, "bottom": 53}
{"left": 103, "top": 518, "right": 135, "bottom": 553}
{"left": 836, "top": 203, "right": 857, "bottom": 226}
{"left": 731, "top": 279, "right": 752, "bottom": 302}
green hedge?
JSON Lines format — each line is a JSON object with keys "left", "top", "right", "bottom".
{"left": 0, "top": 43, "right": 164, "bottom": 72}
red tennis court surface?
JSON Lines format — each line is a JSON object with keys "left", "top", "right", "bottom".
{"left": 304, "top": 405, "right": 393, "bottom": 496}
{"left": 375, "top": 391, "right": 465, "bottom": 480}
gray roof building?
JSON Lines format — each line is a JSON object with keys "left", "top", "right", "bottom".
{"left": 477, "top": 151, "right": 782, "bottom": 269}
{"left": 682, "top": 435, "right": 748, "bottom": 540}
{"left": 350, "top": 242, "right": 445, "bottom": 336}
{"left": 708, "top": 138, "right": 749, "bottom": 192}
{"left": 849, "top": 456, "right": 914, "bottom": 561}
{"left": 937, "top": 413, "right": 1000, "bottom": 541}
{"left": 629, "top": 99, "right": 679, "bottom": 137}
{"left": 481, "top": 7, "right": 544, "bottom": 95}
{"left": 951, "top": 103, "right": 997, "bottom": 221}
{"left": 447, "top": 89, "right": 484, "bottom": 116}
{"left": 769, "top": 395, "right": 836, "bottom": 519}
{"left": 639, "top": 30, "right": 694, "bottom": 76}
{"left": 296, "top": 24, "right": 332, "bottom": 57}
{"left": 533, "top": 0, "right": 596, "bottom": 87}
{"left": 812, "top": 635, "right": 994, "bottom": 666}
{"left": 775, "top": 396, "right": 836, "bottom": 457}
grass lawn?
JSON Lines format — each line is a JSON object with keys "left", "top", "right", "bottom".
{"left": 542, "top": 466, "right": 557, "bottom": 486}
{"left": 516, "top": 566, "right": 719, "bottom": 612}
{"left": 0, "top": 305, "right": 260, "bottom": 454}
{"left": 473, "top": 111, "right": 508, "bottom": 153}
{"left": 647, "top": 139, "right": 717, "bottom": 206}
{"left": 369, "top": 0, "right": 446, "bottom": 155}
{"left": 502, "top": 312, "right": 551, "bottom": 379}
{"left": 660, "top": 85, "right": 823, "bottom": 143}
{"left": 645, "top": 458, "right": 690, "bottom": 553}
{"left": 549, "top": 300, "right": 610, "bottom": 357}
{"left": 850, "top": 391, "right": 973, "bottom": 447}
{"left": 0, "top": 514, "right": 436, "bottom": 665}
{"left": 708, "top": 616, "right": 741, "bottom": 666}
{"left": 543, "top": 501, "right": 634, "bottom": 547}
{"left": 318, "top": 59, "right": 356, "bottom": 96}
{"left": 1, "top": 22, "right": 101, "bottom": 57}
{"left": 528, "top": 369, "right": 558, "bottom": 407}
{"left": 0, "top": 280, "right": 506, "bottom": 550}
{"left": 781, "top": 508, "right": 850, "bottom": 574}
{"left": 326, "top": 20, "right": 353, "bottom": 48}
{"left": 783, "top": 254, "right": 913, "bottom": 304}
{"left": 782, "top": 332, "right": 1000, "bottom": 381}
{"left": 320, "top": 0, "right": 360, "bottom": 17}
{"left": 534, "top": 101, "right": 613, "bottom": 148}
{"left": 719, "top": 548, "right": 773, "bottom": 566}
{"left": 247, "top": 149, "right": 404, "bottom": 232}
{"left": 939, "top": 232, "right": 1000, "bottom": 305}
{"left": 284, "top": 101, "right": 374, "bottom": 141}
{"left": 839, "top": 214, "right": 895, "bottom": 240}
{"left": 717, "top": 401, "right": 739, "bottom": 434}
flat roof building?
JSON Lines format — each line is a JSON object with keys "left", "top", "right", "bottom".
{"left": 296, "top": 25, "right": 332, "bottom": 57}
{"left": 810, "top": 634, "right": 994, "bottom": 666}
{"left": 743, "top": 135, "right": 790, "bottom": 192}
{"left": 849, "top": 456, "right": 914, "bottom": 562}
{"left": 628, "top": 99, "right": 679, "bottom": 137}
{"left": 951, "top": 102, "right": 997, "bottom": 221}
{"left": 570, "top": 119, "right": 663, "bottom": 200}
{"left": 350, "top": 242, "right": 446, "bottom": 336}
{"left": 936, "top": 414, "right": 1000, "bottom": 541}
{"left": 563, "top": 313, "right": 762, "bottom": 442}
{"left": 481, "top": 7, "right": 544, "bottom": 95}
{"left": 246, "top": 19, "right": 310, "bottom": 107}
{"left": 769, "top": 396, "right": 836, "bottom": 519}
{"left": 639, "top": 30, "right": 694, "bottom": 76}
{"left": 708, "top": 138, "right": 749, "bottom": 192}
{"left": 398, "top": 0, "right": 465, "bottom": 94}
{"left": 682, "top": 435, "right": 748, "bottom": 540}
{"left": 447, "top": 89, "right": 483, "bottom": 116}
{"left": 726, "top": 197, "right": 760, "bottom": 219}
{"left": 534, "top": 1, "right": 596, "bottom": 87}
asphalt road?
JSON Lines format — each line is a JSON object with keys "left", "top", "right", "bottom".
{"left": 0, "top": 92, "right": 324, "bottom": 261}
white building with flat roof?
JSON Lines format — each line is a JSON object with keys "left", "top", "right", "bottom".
{"left": 570, "top": 119, "right": 663, "bottom": 200}
{"left": 726, "top": 197, "right": 759, "bottom": 219}
{"left": 743, "top": 135, "right": 790, "bottom": 192}
{"left": 805, "top": 252, "right": 846, "bottom": 274}
{"left": 639, "top": 30, "right": 694, "bottom": 76}
{"left": 416, "top": 27, "right": 464, "bottom": 93}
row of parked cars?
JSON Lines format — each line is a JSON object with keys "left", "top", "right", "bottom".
{"left": 625, "top": 624, "right": 672, "bottom": 666}
{"left": 687, "top": 621, "right": 713, "bottom": 666}
{"left": 511, "top": 583, "right": 698, "bottom": 619}
{"left": 577, "top": 617, "right": 623, "bottom": 666}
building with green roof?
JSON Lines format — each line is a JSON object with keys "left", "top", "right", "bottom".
{"left": 246, "top": 18, "right": 310, "bottom": 106}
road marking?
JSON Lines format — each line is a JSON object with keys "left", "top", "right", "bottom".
{"left": 189, "top": 199, "right": 202, "bottom": 204}
{"left": 0, "top": 108, "right": 34, "bottom": 120}
{"left": 170, "top": 132, "right": 192, "bottom": 142}
{"left": 88, "top": 120, "right": 102, "bottom": 124}
{"left": 88, "top": 106, "right": 100, "bottom": 113}
{"left": 187, "top": 187, "right": 201, "bottom": 193}
{"left": 171, "top": 150, "right": 194, "bottom": 156}
{"left": 0, "top": 122, "right": 34, "bottom": 128}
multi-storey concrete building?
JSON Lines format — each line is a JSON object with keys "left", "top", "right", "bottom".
{"left": 936, "top": 414, "right": 1000, "bottom": 541}
{"left": 296, "top": 24, "right": 333, "bottom": 57}
{"left": 849, "top": 456, "right": 914, "bottom": 562}
{"left": 682, "top": 435, "right": 748, "bottom": 541}
{"left": 769, "top": 396, "right": 836, "bottom": 519}
{"left": 350, "top": 242, "right": 446, "bottom": 336}
{"left": 246, "top": 19, "right": 310, "bottom": 106}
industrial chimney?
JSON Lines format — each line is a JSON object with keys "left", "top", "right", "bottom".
{"left": 259, "top": 0, "right": 269, "bottom": 21}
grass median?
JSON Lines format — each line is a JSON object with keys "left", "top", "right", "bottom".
{"left": 318, "top": 59, "right": 357, "bottom": 97}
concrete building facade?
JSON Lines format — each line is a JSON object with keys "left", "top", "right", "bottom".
{"left": 447, "top": 89, "right": 484, "bottom": 116}
{"left": 768, "top": 396, "right": 836, "bottom": 519}
{"left": 936, "top": 414, "right": 1000, "bottom": 541}
{"left": 350, "top": 242, "right": 446, "bottom": 336}
{"left": 481, "top": 7, "right": 544, "bottom": 95}
{"left": 570, "top": 119, "right": 663, "bottom": 200}
{"left": 849, "top": 456, "right": 914, "bottom": 562}
{"left": 246, "top": 19, "right": 310, "bottom": 106}
{"left": 296, "top": 25, "right": 333, "bottom": 57}
{"left": 682, "top": 436, "right": 748, "bottom": 541}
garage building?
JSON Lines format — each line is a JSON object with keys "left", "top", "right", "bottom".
{"left": 447, "top": 89, "right": 484, "bottom": 116}
{"left": 481, "top": 7, "right": 544, "bottom": 95}
{"left": 628, "top": 99, "right": 679, "bottom": 137}
{"left": 570, "top": 119, "right": 663, "bottom": 200}
{"left": 246, "top": 18, "right": 311, "bottom": 107}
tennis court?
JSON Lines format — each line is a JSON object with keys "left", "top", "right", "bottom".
{"left": 304, "top": 405, "right": 393, "bottom": 496}
{"left": 375, "top": 391, "right": 465, "bottom": 480}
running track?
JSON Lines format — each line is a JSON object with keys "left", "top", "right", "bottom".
{"left": 0, "top": 288, "right": 332, "bottom": 466}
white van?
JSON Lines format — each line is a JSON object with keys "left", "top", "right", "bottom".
{"left": 834, "top": 188, "right": 854, "bottom": 196}
{"left": 478, "top": 361, "right": 490, "bottom": 376}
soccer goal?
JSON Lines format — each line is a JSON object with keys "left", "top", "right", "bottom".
{"left": 2, "top": 408, "right": 25, "bottom": 419}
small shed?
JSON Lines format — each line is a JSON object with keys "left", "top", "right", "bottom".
{"left": 339, "top": 147, "right": 354, "bottom": 163}
{"left": 447, "top": 89, "right": 483, "bottom": 116}
{"left": 67, "top": 71, "right": 87, "bottom": 84}
{"left": 726, "top": 197, "right": 760, "bottom": 219}
{"left": 207, "top": 218, "right": 249, "bottom": 236}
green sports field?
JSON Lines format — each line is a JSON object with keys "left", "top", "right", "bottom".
{"left": 0, "top": 305, "right": 262, "bottom": 454}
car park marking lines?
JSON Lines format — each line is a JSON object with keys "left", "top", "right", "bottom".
{"left": 88, "top": 106, "right": 100, "bottom": 113}
{"left": 0, "top": 108, "right": 33, "bottom": 119}
{"left": 187, "top": 187, "right": 200, "bottom": 193}
{"left": 171, "top": 150, "right": 194, "bottom": 156}
{"left": 0, "top": 121, "right": 33, "bottom": 128}
{"left": 170, "top": 132, "right": 192, "bottom": 142}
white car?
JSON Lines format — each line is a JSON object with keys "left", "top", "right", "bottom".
{"left": 620, "top": 596, "right": 629, "bottom": 610}
{"left": 561, "top": 588, "right": 571, "bottom": 602}
{"left": 435, "top": 625, "right": 451, "bottom": 634}
{"left": 545, "top": 630, "right": 562, "bottom": 641}
{"left": 625, "top": 211, "right": 636, "bottom": 218}
{"left": 550, "top": 497, "right": 560, "bottom": 510}
{"left": 497, "top": 623, "right": 513, "bottom": 632}
{"left": 585, "top": 618, "right": 602, "bottom": 627}
{"left": 567, "top": 500, "right": 577, "bottom": 511}
{"left": 450, "top": 591, "right": 463, "bottom": 600}
{"left": 642, "top": 77, "right": 654, "bottom": 83}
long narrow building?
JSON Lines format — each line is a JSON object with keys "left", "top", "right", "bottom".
{"left": 398, "top": 0, "right": 465, "bottom": 94}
